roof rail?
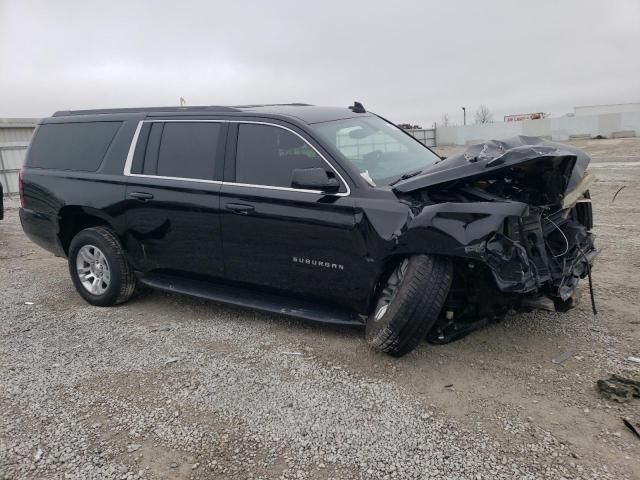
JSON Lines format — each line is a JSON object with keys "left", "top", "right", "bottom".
{"left": 52, "top": 105, "right": 242, "bottom": 117}
{"left": 232, "top": 103, "right": 313, "bottom": 108}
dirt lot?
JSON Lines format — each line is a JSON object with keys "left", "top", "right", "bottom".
{"left": 1, "top": 138, "right": 639, "bottom": 480}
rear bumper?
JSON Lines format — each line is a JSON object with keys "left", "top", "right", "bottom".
{"left": 19, "top": 208, "right": 66, "bottom": 257}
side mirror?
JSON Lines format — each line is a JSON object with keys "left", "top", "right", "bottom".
{"left": 291, "top": 168, "right": 340, "bottom": 192}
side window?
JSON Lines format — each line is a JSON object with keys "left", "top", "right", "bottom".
{"left": 27, "top": 122, "right": 121, "bottom": 171}
{"left": 157, "top": 122, "right": 222, "bottom": 180}
{"left": 136, "top": 122, "right": 223, "bottom": 180}
{"left": 235, "top": 124, "right": 329, "bottom": 188}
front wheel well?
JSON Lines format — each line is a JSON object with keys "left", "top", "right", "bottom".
{"left": 366, "top": 254, "right": 453, "bottom": 356}
{"left": 370, "top": 254, "right": 451, "bottom": 312}
{"left": 369, "top": 255, "right": 408, "bottom": 308}
{"left": 58, "top": 207, "right": 113, "bottom": 255}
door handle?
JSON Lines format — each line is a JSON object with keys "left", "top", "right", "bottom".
{"left": 225, "top": 203, "right": 255, "bottom": 214}
{"left": 129, "top": 192, "right": 154, "bottom": 201}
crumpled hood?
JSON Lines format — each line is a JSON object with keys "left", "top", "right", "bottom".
{"left": 393, "top": 135, "right": 591, "bottom": 194}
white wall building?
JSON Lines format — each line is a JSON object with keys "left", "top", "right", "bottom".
{"left": 574, "top": 102, "right": 640, "bottom": 116}
{"left": 437, "top": 105, "right": 640, "bottom": 146}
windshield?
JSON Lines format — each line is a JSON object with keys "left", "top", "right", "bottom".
{"left": 312, "top": 116, "right": 441, "bottom": 186}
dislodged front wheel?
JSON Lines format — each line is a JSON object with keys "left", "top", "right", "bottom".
{"left": 366, "top": 254, "right": 452, "bottom": 357}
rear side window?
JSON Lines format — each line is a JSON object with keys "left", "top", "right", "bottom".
{"left": 27, "top": 122, "right": 121, "bottom": 171}
{"left": 235, "top": 123, "right": 327, "bottom": 188}
{"left": 136, "top": 122, "right": 223, "bottom": 180}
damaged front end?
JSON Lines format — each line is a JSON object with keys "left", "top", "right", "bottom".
{"left": 392, "top": 136, "right": 597, "bottom": 343}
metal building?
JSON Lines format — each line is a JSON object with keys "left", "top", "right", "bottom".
{"left": 405, "top": 128, "right": 436, "bottom": 147}
{"left": 0, "top": 118, "right": 38, "bottom": 195}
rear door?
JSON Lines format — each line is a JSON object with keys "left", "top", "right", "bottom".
{"left": 124, "top": 120, "right": 227, "bottom": 279}
{"left": 219, "top": 121, "right": 369, "bottom": 310}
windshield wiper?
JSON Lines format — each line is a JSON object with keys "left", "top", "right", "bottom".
{"left": 388, "top": 169, "right": 423, "bottom": 186}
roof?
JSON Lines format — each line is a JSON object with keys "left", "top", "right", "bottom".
{"left": 51, "top": 103, "right": 367, "bottom": 124}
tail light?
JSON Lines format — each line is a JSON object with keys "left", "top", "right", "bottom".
{"left": 19, "top": 168, "right": 24, "bottom": 208}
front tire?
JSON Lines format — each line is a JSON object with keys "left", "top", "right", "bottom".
{"left": 366, "top": 255, "right": 452, "bottom": 357}
{"left": 68, "top": 226, "right": 136, "bottom": 306}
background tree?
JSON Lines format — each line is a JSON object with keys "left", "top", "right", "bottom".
{"left": 474, "top": 105, "right": 493, "bottom": 124}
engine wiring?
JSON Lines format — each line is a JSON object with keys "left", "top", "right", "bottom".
{"left": 576, "top": 243, "right": 598, "bottom": 315}
{"left": 544, "top": 216, "right": 570, "bottom": 258}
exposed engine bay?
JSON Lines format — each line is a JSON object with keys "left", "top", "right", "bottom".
{"left": 392, "top": 136, "right": 597, "bottom": 343}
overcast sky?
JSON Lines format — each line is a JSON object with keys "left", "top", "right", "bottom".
{"left": 1, "top": 0, "right": 639, "bottom": 126}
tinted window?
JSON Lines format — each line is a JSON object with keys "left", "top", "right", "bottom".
{"left": 142, "top": 123, "right": 164, "bottom": 175}
{"left": 235, "top": 124, "right": 327, "bottom": 188}
{"left": 312, "top": 116, "right": 441, "bottom": 186}
{"left": 152, "top": 122, "right": 222, "bottom": 180}
{"left": 27, "top": 122, "right": 121, "bottom": 171}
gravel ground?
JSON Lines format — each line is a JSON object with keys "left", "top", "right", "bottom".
{"left": 1, "top": 138, "right": 640, "bottom": 479}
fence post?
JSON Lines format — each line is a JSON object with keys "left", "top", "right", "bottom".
{"left": 0, "top": 149, "right": 8, "bottom": 196}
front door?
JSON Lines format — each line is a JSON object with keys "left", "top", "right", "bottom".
{"left": 219, "top": 122, "right": 369, "bottom": 311}
{"left": 124, "top": 120, "right": 227, "bottom": 279}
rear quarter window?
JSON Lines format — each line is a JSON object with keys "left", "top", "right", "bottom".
{"left": 26, "top": 122, "right": 122, "bottom": 171}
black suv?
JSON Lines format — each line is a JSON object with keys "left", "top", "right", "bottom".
{"left": 19, "top": 103, "right": 596, "bottom": 356}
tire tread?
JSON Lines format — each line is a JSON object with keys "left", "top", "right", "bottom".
{"left": 367, "top": 255, "right": 452, "bottom": 357}
{"left": 91, "top": 226, "right": 136, "bottom": 304}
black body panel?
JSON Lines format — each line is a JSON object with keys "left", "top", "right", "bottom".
{"left": 124, "top": 177, "right": 225, "bottom": 278}
{"left": 219, "top": 185, "right": 370, "bottom": 312}
{"left": 20, "top": 170, "right": 129, "bottom": 256}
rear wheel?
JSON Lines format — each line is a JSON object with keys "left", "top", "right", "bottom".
{"left": 68, "top": 226, "right": 136, "bottom": 306}
{"left": 366, "top": 254, "right": 452, "bottom": 357}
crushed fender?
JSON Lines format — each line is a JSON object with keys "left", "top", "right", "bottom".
{"left": 388, "top": 136, "right": 597, "bottom": 342}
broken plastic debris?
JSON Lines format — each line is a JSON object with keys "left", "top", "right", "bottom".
{"left": 24, "top": 302, "right": 34, "bottom": 305}
{"left": 164, "top": 357, "right": 180, "bottom": 365}
{"left": 552, "top": 351, "right": 573, "bottom": 364}
{"left": 623, "top": 417, "right": 640, "bottom": 440}
{"left": 281, "top": 352, "right": 303, "bottom": 356}
{"left": 627, "top": 356, "right": 640, "bottom": 364}
{"left": 150, "top": 326, "right": 172, "bottom": 332}
{"left": 597, "top": 375, "right": 640, "bottom": 402}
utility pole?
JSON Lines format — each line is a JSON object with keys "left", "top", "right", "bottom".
{"left": 461, "top": 106, "right": 466, "bottom": 126}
